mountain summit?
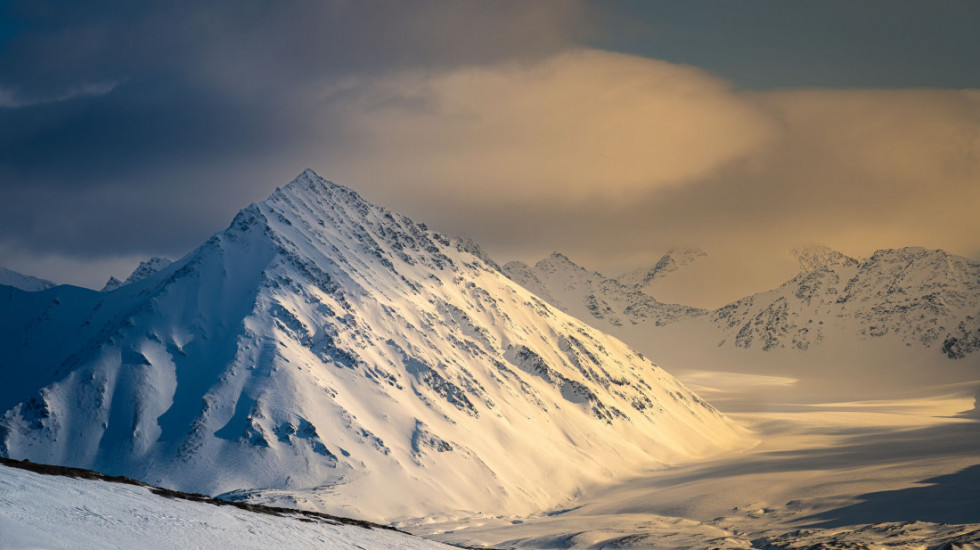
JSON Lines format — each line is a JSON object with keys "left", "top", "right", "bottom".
{"left": 0, "top": 170, "right": 743, "bottom": 520}
{"left": 616, "top": 247, "right": 708, "bottom": 290}
{"left": 0, "top": 267, "right": 55, "bottom": 292}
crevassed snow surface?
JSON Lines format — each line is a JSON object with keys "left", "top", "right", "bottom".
{"left": 0, "top": 462, "right": 449, "bottom": 550}
{"left": 0, "top": 169, "right": 744, "bottom": 522}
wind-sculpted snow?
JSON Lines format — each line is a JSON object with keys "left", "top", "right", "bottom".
{"left": 0, "top": 169, "right": 743, "bottom": 521}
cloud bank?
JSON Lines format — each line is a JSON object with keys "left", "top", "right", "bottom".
{"left": 0, "top": 2, "right": 977, "bottom": 304}
{"left": 310, "top": 54, "right": 980, "bottom": 305}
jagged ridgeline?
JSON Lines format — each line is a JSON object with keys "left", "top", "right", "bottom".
{"left": 0, "top": 170, "right": 744, "bottom": 521}
{"left": 506, "top": 246, "right": 980, "bottom": 359}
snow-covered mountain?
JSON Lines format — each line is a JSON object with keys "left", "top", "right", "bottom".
{"left": 0, "top": 267, "right": 55, "bottom": 292}
{"left": 0, "top": 170, "right": 743, "bottom": 522}
{"left": 508, "top": 246, "right": 980, "bottom": 362}
{"left": 615, "top": 247, "right": 707, "bottom": 290}
{"left": 502, "top": 253, "right": 704, "bottom": 329}
{"left": 102, "top": 257, "right": 173, "bottom": 291}
{"left": 711, "top": 246, "right": 980, "bottom": 356}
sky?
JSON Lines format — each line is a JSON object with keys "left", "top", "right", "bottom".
{"left": 1, "top": 0, "right": 978, "bottom": 306}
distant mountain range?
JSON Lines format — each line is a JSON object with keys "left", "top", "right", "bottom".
{"left": 0, "top": 170, "right": 742, "bottom": 521}
{"left": 0, "top": 268, "right": 55, "bottom": 292}
{"left": 505, "top": 245, "right": 980, "bottom": 362}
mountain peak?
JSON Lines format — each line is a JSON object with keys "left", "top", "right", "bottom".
{"left": 617, "top": 247, "right": 707, "bottom": 289}
{"left": 100, "top": 276, "right": 123, "bottom": 292}
{"left": 0, "top": 170, "right": 743, "bottom": 520}
{"left": 868, "top": 246, "right": 949, "bottom": 262}
{"left": 280, "top": 169, "right": 363, "bottom": 203}
{"left": 792, "top": 245, "right": 859, "bottom": 272}
{"left": 0, "top": 267, "right": 56, "bottom": 292}
{"left": 124, "top": 257, "right": 172, "bottom": 285}
{"left": 99, "top": 256, "right": 173, "bottom": 292}
{"left": 536, "top": 252, "right": 585, "bottom": 271}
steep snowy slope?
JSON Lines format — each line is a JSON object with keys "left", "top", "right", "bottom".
{"left": 0, "top": 267, "right": 55, "bottom": 291}
{"left": 0, "top": 170, "right": 743, "bottom": 521}
{"left": 103, "top": 257, "right": 173, "bottom": 291}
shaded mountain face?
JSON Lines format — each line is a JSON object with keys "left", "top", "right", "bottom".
{"left": 0, "top": 267, "right": 55, "bottom": 292}
{"left": 615, "top": 247, "right": 707, "bottom": 290}
{"left": 0, "top": 170, "right": 743, "bottom": 521}
{"left": 102, "top": 257, "right": 173, "bottom": 292}
{"left": 508, "top": 247, "right": 980, "bottom": 362}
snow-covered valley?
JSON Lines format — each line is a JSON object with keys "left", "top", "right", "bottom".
{"left": 4, "top": 389, "right": 976, "bottom": 549}
{"left": 409, "top": 393, "right": 980, "bottom": 549}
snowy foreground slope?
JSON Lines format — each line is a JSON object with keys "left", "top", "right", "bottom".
{"left": 0, "top": 459, "right": 450, "bottom": 550}
{"left": 0, "top": 169, "right": 743, "bottom": 521}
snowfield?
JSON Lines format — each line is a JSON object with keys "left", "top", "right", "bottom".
{"left": 0, "top": 460, "right": 450, "bottom": 550}
{"left": 408, "top": 394, "right": 980, "bottom": 549}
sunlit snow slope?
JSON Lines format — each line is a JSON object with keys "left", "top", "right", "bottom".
{"left": 0, "top": 461, "right": 450, "bottom": 550}
{"left": 0, "top": 170, "right": 743, "bottom": 521}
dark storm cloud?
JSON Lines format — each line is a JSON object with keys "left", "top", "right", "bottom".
{"left": 0, "top": 0, "right": 589, "bottom": 97}
{"left": 592, "top": 0, "right": 980, "bottom": 89}
{"left": 2, "top": 0, "right": 978, "bottom": 297}
{"left": 0, "top": 0, "right": 591, "bottom": 264}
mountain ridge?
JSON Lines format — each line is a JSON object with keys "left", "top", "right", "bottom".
{"left": 0, "top": 169, "right": 744, "bottom": 521}
{"left": 505, "top": 246, "right": 980, "bottom": 362}
{"left": 0, "top": 267, "right": 56, "bottom": 292}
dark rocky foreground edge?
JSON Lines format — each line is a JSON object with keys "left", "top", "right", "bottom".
{"left": 0, "top": 456, "right": 501, "bottom": 549}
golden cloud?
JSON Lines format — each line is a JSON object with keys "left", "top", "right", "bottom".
{"left": 323, "top": 48, "right": 776, "bottom": 201}
{"left": 308, "top": 49, "right": 980, "bottom": 305}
